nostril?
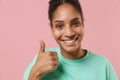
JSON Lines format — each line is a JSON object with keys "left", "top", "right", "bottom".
{"left": 65, "top": 30, "right": 75, "bottom": 37}
{"left": 64, "top": 32, "right": 75, "bottom": 38}
{"left": 63, "top": 26, "right": 75, "bottom": 37}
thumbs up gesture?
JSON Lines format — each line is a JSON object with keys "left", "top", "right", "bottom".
{"left": 28, "top": 40, "right": 59, "bottom": 80}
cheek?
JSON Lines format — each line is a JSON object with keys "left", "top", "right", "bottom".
{"left": 75, "top": 27, "right": 84, "bottom": 34}
{"left": 53, "top": 30, "right": 62, "bottom": 40}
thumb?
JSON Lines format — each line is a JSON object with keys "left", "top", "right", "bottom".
{"left": 39, "top": 40, "right": 45, "bottom": 54}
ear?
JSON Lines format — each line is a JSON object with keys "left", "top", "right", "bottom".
{"left": 49, "top": 22, "right": 54, "bottom": 36}
{"left": 49, "top": 22, "right": 52, "bottom": 27}
{"left": 81, "top": 21, "right": 85, "bottom": 32}
{"left": 81, "top": 21, "right": 84, "bottom": 27}
{"left": 49, "top": 22, "right": 53, "bottom": 30}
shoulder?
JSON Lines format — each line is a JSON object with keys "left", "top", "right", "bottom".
{"left": 87, "top": 50, "right": 110, "bottom": 64}
{"left": 86, "top": 50, "right": 114, "bottom": 71}
{"left": 87, "top": 50, "right": 118, "bottom": 79}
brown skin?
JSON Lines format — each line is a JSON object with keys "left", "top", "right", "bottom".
{"left": 28, "top": 3, "right": 86, "bottom": 80}
{"left": 51, "top": 3, "right": 85, "bottom": 59}
{"left": 28, "top": 41, "right": 59, "bottom": 80}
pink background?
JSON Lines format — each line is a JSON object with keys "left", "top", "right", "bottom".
{"left": 0, "top": 0, "right": 120, "bottom": 80}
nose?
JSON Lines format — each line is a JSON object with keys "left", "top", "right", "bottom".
{"left": 64, "top": 26, "right": 75, "bottom": 38}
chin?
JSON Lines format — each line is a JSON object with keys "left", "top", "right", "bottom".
{"left": 61, "top": 45, "right": 80, "bottom": 53}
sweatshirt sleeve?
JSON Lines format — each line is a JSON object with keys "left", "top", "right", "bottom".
{"left": 106, "top": 59, "right": 119, "bottom": 80}
{"left": 23, "top": 54, "right": 38, "bottom": 80}
{"left": 23, "top": 48, "right": 51, "bottom": 80}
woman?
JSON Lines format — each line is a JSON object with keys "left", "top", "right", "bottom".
{"left": 24, "top": 0, "right": 118, "bottom": 80}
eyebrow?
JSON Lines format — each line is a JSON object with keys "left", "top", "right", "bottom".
{"left": 71, "top": 18, "right": 81, "bottom": 22}
{"left": 54, "top": 17, "right": 81, "bottom": 23}
{"left": 54, "top": 20, "right": 64, "bottom": 23}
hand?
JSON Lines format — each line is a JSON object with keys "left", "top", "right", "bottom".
{"left": 28, "top": 40, "right": 59, "bottom": 80}
{"left": 36, "top": 40, "right": 59, "bottom": 74}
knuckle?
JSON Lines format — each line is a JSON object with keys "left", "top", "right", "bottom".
{"left": 49, "top": 60, "right": 54, "bottom": 64}
{"left": 53, "top": 52, "right": 57, "bottom": 55}
{"left": 46, "top": 52, "right": 52, "bottom": 56}
{"left": 49, "top": 65, "right": 55, "bottom": 69}
{"left": 48, "top": 56, "right": 53, "bottom": 60}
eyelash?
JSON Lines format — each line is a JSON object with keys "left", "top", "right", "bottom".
{"left": 55, "top": 21, "right": 81, "bottom": 29}
{"left": 55, "top": 24, "right": 64, "bottom": 30}
{"left": 72, "top": 21, "right": 81, "bottom": 27}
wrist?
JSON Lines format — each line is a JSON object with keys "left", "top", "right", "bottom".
{"left": 32, "top": 65, "right": 44, "bottom": 75}
{"left": 28, "top": 66, "right": 43, "bottom": 80}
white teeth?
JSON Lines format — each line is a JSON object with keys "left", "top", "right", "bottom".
{"left": 65, "top": 39, "right": 75, "bottom": 43}
{"left": 63, "top": 39, "right": 76, "bottom": 46}
{"left": 64, "top": 39, "right": 76, "bottom": 44}
{"left": 62, "top": 36, "right": 78, "bottom": 46}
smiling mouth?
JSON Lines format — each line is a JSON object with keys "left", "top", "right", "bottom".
{"left": 62, "top": 36, "right": 78, "bottom": 46}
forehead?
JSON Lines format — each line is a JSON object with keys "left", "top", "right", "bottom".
{"left": 52, "top": 3, "right": 81, "bottom": 22}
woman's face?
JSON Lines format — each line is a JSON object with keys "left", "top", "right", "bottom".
{"left": 51, "top": 3, "right": 84, "bottom": 53}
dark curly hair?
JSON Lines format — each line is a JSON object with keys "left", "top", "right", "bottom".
{"left": 48, "top": 0, "right": 84, "bottom": 23}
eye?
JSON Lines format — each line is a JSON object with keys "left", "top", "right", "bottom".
{"left": 55, "top": 24, "right": 64, "bottom": 30}
{"left": 72, "top": 21, "right": 81, "bottom": 27}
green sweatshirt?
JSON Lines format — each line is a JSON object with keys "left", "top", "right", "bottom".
{"left": 24, "top": 47, "right": 118, "bottom": 80}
